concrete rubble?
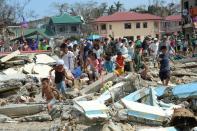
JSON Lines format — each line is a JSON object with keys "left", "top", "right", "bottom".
{"left": 0, "top": 52, "right": 196, "bottom": 130}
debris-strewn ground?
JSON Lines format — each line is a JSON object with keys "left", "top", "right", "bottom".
{"left": 0, "top": 52, "right": 196, "bottom": 131}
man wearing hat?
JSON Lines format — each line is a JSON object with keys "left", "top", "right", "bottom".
{"left": 149, "top": 38, "right": 159, "bottom": 67}
{"left": 49, "top": 60, "right": 67, "bottom": 96}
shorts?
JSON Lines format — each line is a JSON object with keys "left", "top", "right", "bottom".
{"left": 88, "top": 69, "right": 99, "bottom": 79}
{"left": 177, "top": 46, "right": 181, "bottom": 51}
{"left": 93, "top": 70, "right": 99, "bottom": 79}
{"left": 56, "top": 81, "right": 67, "bottom": 94}
{"left": 183, "top": 47, "right": 187, "bottom": 52}
{"left": 159, "top": 71, "right": 170, "bottom": 81}
{"left": 48, "top": 98, "right": 57, "bottom": 106}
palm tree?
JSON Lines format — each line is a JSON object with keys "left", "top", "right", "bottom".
{"left": 108, "top": 5, "right": 115, "bottom": 15}
{"left": 114, "top": 1, "right": 123, "bottom": 12}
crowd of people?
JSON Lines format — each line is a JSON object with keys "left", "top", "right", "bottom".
{"left": 45, "top": 35, "right": 197, "bottom": 97}
{"left": 40, "top": 35, "right": 197, "bottom": 111}
{"left": 0, "top": 37, "right": 52, "bottom": 52}
{"left": 1, "top": 35, "right": 197, "bottom": 111}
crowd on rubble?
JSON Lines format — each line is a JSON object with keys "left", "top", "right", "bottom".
{"left": 1, "top": 34, "right": 197, "bottom": 111}
{"left": 45, "top": 35, "right": 197, "bottom": 101}
{"left": 1, "top": 34, "right": 197, "bottom": 86}
{"left": 54, "top": 34, "right": 197, "bottom": 81}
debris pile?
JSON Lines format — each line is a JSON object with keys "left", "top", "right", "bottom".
{"left": 0, "top": 51, "right": 196, "bottom": 130}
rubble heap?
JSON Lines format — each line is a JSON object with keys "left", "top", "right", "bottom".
{"left": 0, "top": 51, "right": 196, "bottom": 131}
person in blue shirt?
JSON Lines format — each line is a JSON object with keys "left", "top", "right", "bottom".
{"left": 72, "top": 60, "right": 82, "bottom": 78}
{"left": 103, "top": 55, "right": 115, "bottom": 73}
{"left": 158, "top": 46, "right": 173, "bottom": 86}
{"left": 30, "top": 35, "right": 39, "bottom": 51}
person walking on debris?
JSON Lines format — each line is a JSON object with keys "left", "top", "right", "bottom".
{"left": 49, "top": 60, "right": 67, "bottom": 96}
{"left": 149, "top": 38, "right": 159, "bottom": 67}
{"left": 133, "top": 45, "right": 148, "bottom": 79}
{"left": 142, "top": 36, "right": 151, "bottom": 57}
{"left": 41, "top": 78, "right": 60, "bottom": 111}
{"left": 158, "top": 46, "right": 174, "bottom": 86}
{"left": 127, "top": 40, "right": 135, "bottom": 71}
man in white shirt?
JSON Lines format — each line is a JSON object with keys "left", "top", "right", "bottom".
{"left": 149, "top": 38, "right": 159, "bottom": 67}
{"left": 119, "top": 43, "right": 128, "bottom": 57}
{"left": 93, "top": 46, "right": 102, "bottom": 59}
{"left": 61, "top": 45, "right": 75, "bottom": 71}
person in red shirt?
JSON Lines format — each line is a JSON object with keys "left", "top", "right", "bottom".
{"left": 115, "top": 52, "right": 125, "bottom": 76}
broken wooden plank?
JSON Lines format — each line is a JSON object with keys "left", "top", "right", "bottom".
{"left": 175, "top": 62, "right": 197, "bottom": 68}
{"left": 19, "top": 114, "right": 51, "bottom": 122}
{"left": 5, "top": 60, "right": 26, "bottom": 66}
{"left": 171, "top": 71, "right": 197, "bottom": 77}
{"left": 80, "top": 73, "right": 115, "bottom": 94}
{"left": 136, "top": 127, "right": 178, "bottom": 131}
{"left": 177, "top": 58, "right": 197, "bottom": 64}
{"left": 0, "top": 50, "right": 20, "bottom": 63}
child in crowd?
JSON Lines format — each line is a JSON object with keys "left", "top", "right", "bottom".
{"left": 103, "top": 54, "right": 115, "bottom": 73}
{"left": 41, "top": 78, "right": 60, "bottom": 111}
{"left": 72, "top": 60, "right": 82, "bottom": 78}
{"left": 115, "top": 52, "right": 125, "bottom": 76}
{"left": 86, "top": 53, "right": 100, "bottom": 82}
{"left": 158, "top": 46, "right": 173, "bottom": 86}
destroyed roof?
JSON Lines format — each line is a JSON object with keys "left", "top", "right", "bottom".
{"left": 10, "top": 28, "right": 54, "bottom": 41}
{"left": 51, "top": 13, "right": 83, "bottom": 24}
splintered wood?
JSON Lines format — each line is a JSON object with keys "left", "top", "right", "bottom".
{"left": 0, "top": 50, "right": 20, "bottom": 63}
